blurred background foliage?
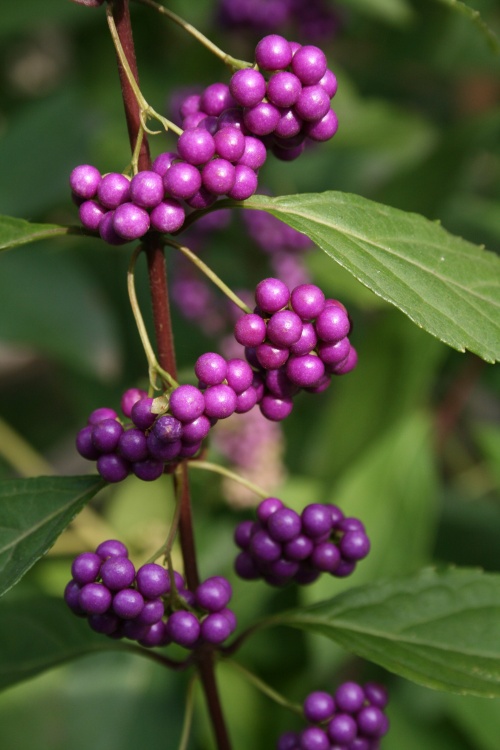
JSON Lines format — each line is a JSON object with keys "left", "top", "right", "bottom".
{"left": 0, "top": 0, "right": 499, "bottom": 748}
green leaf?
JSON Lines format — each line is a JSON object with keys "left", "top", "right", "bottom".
{"left": 241, "top": 192, "right": 500, "bottom": 363}
{"left": 0, "top": 476, "right": 104, "bottom": 597}
{"left": 279, "top": 567, "right": 500, "bottom": 697}
{"left": 0, "top": 595, "right": 121, "bottom": 692}
{"left": 0, "top": 215, "right": 73, "bottom": 252}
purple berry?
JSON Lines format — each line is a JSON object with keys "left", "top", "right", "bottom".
{"left": 177, "top": 128, "right": 216, "bottom": 165}
{"left": 200, "top": 612, "right": 233, "bottom": 644}
{"left": 195, "top": 352, "right": 228, "bottom": 386}
{"left": 267, "top": 72, "right": 302, "bottom": 109}
{"left": 294, "top": 85, "right": 331, "bottom": 122}
{"left": 132, "top": 458, "right": 165, "bottom": 481}
{"left": 181, "top": 415, "right": 211, "bottom": 443}
{"left": 203, "top": 383, "right": 237, "bottom": 419}
{"left": 259, "top": 394, "right": 293, "bottom": 421}
{"left": 257, "top": 496, "right": 284, "bottom": 522}
{"left": 331, "top": 346, "right": 358, "bottom": 375}
{"left": 227, "top": 165, "right": 258, "bottom": 200}
{"left": 200, "top": 83, "right": 234, "bottom": 116}
{"left": 88, "top": 406, "right": 119, "bottom": 426}
{"left": 136, "top": 598, "right": 165, "bottom": 625}
{"left": 99, "top": 210, "right": 128, "bottom": 245}
{"left": 237, "top": 136, "right": 267, "bottom": 169}
{"left": 163, "top": 162, "right": 202, "bottom": 200}
{"left": 92, "top": 418, "right": 124, "bottom": 453}
{"left": 300, "top": 726, "right": 329, "bottom": 750}
{"left": 235, "top": 550, "right": 261, "bottom": 579}
{"left": 315, "top": 304, "right": 350, "bottom": 343}
{"left": 255, "top": 35, "right": 292, "bottom": 71}
{"left": 166, "top": 610, "right": 201, "bottom": 647}
{"left": 118, "top": 428, "right": 149, "bottom": 462}
{"left": 146, "top": 433, "right": 182, "bottom": 461}
{"left": 289, "top": 322, "right": 318, "bottom": 357}
{"left": 267, "top": 310, "right": 303, "bottom": 347}
{"left": 70, "top": 164, "right": 101, "bottom": 199}
{"left": 149, "top": 199, "right": 185, "bottom": 233}
{"left": 274, "top": 109, "right": 303, "bottom": 139}
{"left": 327, "top": 714, "right": 358, "bottom": 745}
{"left": 121, "top": 388, "right": 147, "bottom": 418}
{"left": 213, "top": 125, "right": 246, "bottom": 162}
{"left": 255, "top": 342, "right": 289, "bottom": 370}
{"left": 131, "top": 397, "right": 156, "bottom": 430}
{"left": 235, "top": 313, "right": 267, "bottom": 347}
{"left": 290, "top": 284, "right": 325, "bottom": 320}
{"left": 339, "top": 530, "right": 371, "bottom": 561}
{"left": 225, "top": 358, "right": 254, "bottom": 394}
{"left": 265, "top": 368, "right": 299, "bottom": 399}
{"left": 283, "top": 534, "right": 314, "bottom": 561}
{"left": 318, "top": 69, "right": 338, "bottom": 98}
{"left": 96, "top": 454, "right": 130, "bottom": 483}
{"left": 291, "top": 45, "right": 327, "bottom": 86}
{"left": 100, "top": 556, "right": 136, "bottom": 590}
{"left": 277, "top": 732, "right": 299, "bottom": 750}
{"left": 301, "top": 504, "right": 333, "bottom": 537}
{"left": 234, "top": 520, "right": 256, "bottom": 549}
{"left": 317, "top": 337, "right": 350, "bottom": 365}
{"left": 305, "top": 109, "right": 338, "bottom": 142}
{"left": 138, "top": 620, "right": 170, "bottom": 647}
{"left": 95, "top": 539, "right": 128, "bottom": 560}
{"left": 136, "top": 563, "right": 169, "bottom": 598}
{"left": 235, "top": 387, "right": 259, "bottom": 413}
{"left": 130, "top": 170, "right": 164, "bottom": 208}
{"left": 243, "top": 101, "right": 281, "bottom": 136}
{"left": 169, "top": 385, "right": 205, "bottom": 422}
{"left": 267, "top": 507, "right": 301, "bottom": 542}
{"left": 196, "top": 576, "right": 231, "bottom": 612}
{"left": 255, "top": 278, "right": 290, "bottom": 313}
{"left": 334, "top": 681, "right": 365, "bottom": 713}
{"left": 88, "top": 612, "right": 120, "bottom": 635}
{"left": 310, "top": 541, "right": 341, "bottom": 572}
{"left": 78, "top": 582, "right": 112, "bottom": 615}
{"left": 76, "top": 426, "right": 100, "bottom": 460}
{"left": 201, "top": 158, "right": 236, "bottom": 195}
{"left": 303, "top": 691, "right": 335, "bottom": 723}
{"left": 230, "top": 68, "right": 267, "bottom": 108}
{"left": 363, "top": 682, "right": 389, "bottom": 709}
{"left": 97, "top": 172, "right": 130, "bottom": 208}
{"left": 71, "top": 552, "right": 102, "bottom": 585}
{"left": 286, "top": 354, "right": 325, "bottom": 387}
{"left": 151, "top": 151, "right": 178, "bottom": 176}
{"left": 249, "top": 529, "right": 282, "bottom": 562}
{"left": 113, "top": 588, "right": 144, "bottom": 619}
{"left": 79, "top": 200, "right": 106, "bottom": 231}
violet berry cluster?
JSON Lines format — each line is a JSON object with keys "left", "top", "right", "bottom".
{"left": 234, "top": 497, "right": 370, "bottom": 586}
{"left": 64, "top": 539, "right": 237, "bottom": 648}
{"left": 71, "top": 35, "right": 337, "bottom": 244}
{"left": 235, "top": 278, "right": 357, "bottom": 422}
{"left": 278, "top": 682, "right": 389, "bottom": 750}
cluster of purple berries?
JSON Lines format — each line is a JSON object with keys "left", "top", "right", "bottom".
{"left": 235, "top": 278, "right": 357, "bottom": 422}
{"left": 64, "top": 539, "right": 237, "bottom": 648}
{"left": 234, "top": 497, "right": 370, "bottom": 586}
{"left": 71, "top": 35, "right": 337, "bottom": 244}
{"left": 226, "top": 34, "right": 338, "bottom": 161}
{"left": 278, "top": 682, "right": 389, "bottom": 750}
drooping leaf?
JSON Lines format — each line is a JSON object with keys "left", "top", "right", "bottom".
{"left": 0, "top": 215, "right": 73, "bottom": 252}
{"left": 241, "top": 192, "right": 500, "bottom": 363}
{"left": 0, "top": 595, "right": 122, "bottom": 691}
{"left": 0, "top": 475, "right": 104, "bottom": 597}
{"left": 278, "top": 567, "right": 500, "bottom": 697}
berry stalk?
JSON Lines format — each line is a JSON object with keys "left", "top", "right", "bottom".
{"left": 110, "top": 3, "right": 232, "bottom": 748}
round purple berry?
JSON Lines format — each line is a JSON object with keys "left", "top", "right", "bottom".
{"left": 166, "top": 610, "right": 201, "bottom": 647}
{"left": 227, "top": 165, "right": 258, "bottom": 200}
{"left": 70, "top": 164, "right": 101, "bottom": 200}
{"left": 255, "top": 35, "right": 292, "bottom": 71}
{"left": 78, "top": 582, "right": 112, "bottom": 615}
{"left": 225, "top": 358, "right": 254, "bottom": 394}
{"left": 92, "top": 418, "right": 123, "bottom": 453}
{"left": 132, "top": 458, "right": 165, "bottom": 481}
{"left": 196, "top": 577, "right": 231, "bottom": 612}
{"left": 259, "top": 394, "right": 293, "bottom": 421}
{"left": 118, "top": 428, "right": 149, "bottom": 462}
{"left": 96, "top": 454, "right": 130, "bottom": 483}
{"left": 267, "top": 310, "right": 303, "bottom": 347}
{"left": 286, "top": 354, "right": 325, "bottom": 387}
{"left": 76, "top": 426, "right": 100, "bottom": 460}
{"left": 136, "top": 563, "right": 169, "bottom": 598}
{"left": 169, "top": 385, "right": 205, "bottom": 422}
{"left": 257, "top": 496, "right": 283, "bottom": 522}
{"left": 200, "top": 83, "right": 234, "bottom": 117}
{"left": 267, "top": 72, "right": 302, "bottom": 108}
{"left": 291, "top": 45, "right": 327, "bottom": 86}
{"left": 195, "top": 352, "right": 228, "bottom": 386}
{"left": 71, "top": 552, "right": 102, "bottom": 585}
{"left": 299, "top": 726, "right": 329, "bottom": 750}
{"left": 97, "top": 172, "right": 130, "bottom": 209}
{"left": 303, "top": 691, "right": 335, "bottom": 723}
{"left": 339, "top": 530, "right": 371, "bottom": 561}
{"left": 237, "top": 137, "right": 267, "bottom": 169}
{"left": 294, "top": 85, "right": 331, "bottom": 122}
{"left": 201, "top": 612, "right": 232, "bottom": 644}
{"left": 112, "top": 588, "right": 144, "bottom": 619}
{"left": 163, "top": 162, "right": 202, "bottom": 200}
{"left": 255, "top": 278, "right": 290, "bottom": 313}
{"left": 314, "top": 304, "right": 350, "bottom": 343}
{"left": 243, "top": 101, "right": 281, "bottom": 136}
{"left": 177, "top": 128, "right": 216, "bottom": 166}
{"left": 149, "top": 199, "right": 185, "bottom": 233}
{"left": 230, "top": 68, "right": 267, "bottom": 108}
{"left": 95, "top": 539, "right": 128, "bottom": 560}
{"left": 131, "top": 397, "right": 156, "bottom": 430}
{"left": 301, "top": 504, "right": 333, "bottom": 537}
{"left": 203, "top": 383, "right": 237, "bottom": 419}
{"left": 201, "top": 158, "right": 236, "bottom": 195}
{"left": 130, "top": 170, "right": 164, "bottom": 208}
{"left": 79, "top": 200, "right": 106, "bottom": 231}
{"left": 235, "top": 313, "right": 267, "bottom": 347}
{"left": 100, "top": 556, "right": 136, "bottom": 590}
{"left": 334, "top": 681, "right": 365, "bottom": 714}
{"left": 327, "top": 714, "right": 358, "bottom": 745}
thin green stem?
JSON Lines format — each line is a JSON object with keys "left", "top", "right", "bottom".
{"left": 179, "top": 674, "right": 198, "bottom": 750}
{"left": 107, "top": 3, "right": 183, "bottom": 137}
{"left": 165, "top": 239, "right": 252, "bottom": 314}
{"left": 127, "top": 246, "right": 179, "bottom": 390}
{"left": 188, "top": 460, "right": 269, "bottom": 499}
{"left": 134, "top": 0, "right": 253, "bottom": 70}
{"left": 225, "top": 661, "right": 304, "bottom": 717}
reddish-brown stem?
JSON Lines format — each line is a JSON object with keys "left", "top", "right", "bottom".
{"left": 435, "top": 354, "right": 485, "bottom": 453}
{"left": 111, "top": 3, "right": 231, "bottom": 748}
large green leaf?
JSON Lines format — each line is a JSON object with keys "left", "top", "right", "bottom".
{"left": 0, "top": 215, "right": 72, "bottom": 252}
{"left": 241, "top": 192, "right": 500, "bottom": 363}
{"left": 278, "top": 568, "right": 500, "bottom": 697}
{"left": 0, "top": 596, "right": 122, "bottom": 692}
{"left": 0, "top": 476, "right": 104, "bottom": 597}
